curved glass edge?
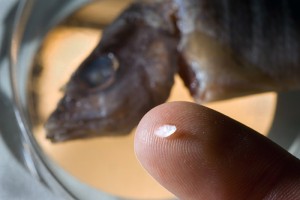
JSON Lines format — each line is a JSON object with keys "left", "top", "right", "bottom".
{"left": 268, "top": 90, "right": 300, "bottom": 158}
{"left": 10, "top": 0, "right": 77, "bottom": 199}
{"left": 10, "top": 0, "right": 41, "bottom": 183}
{"left": 9, "top": 0, "right": 100, "bottom": 199}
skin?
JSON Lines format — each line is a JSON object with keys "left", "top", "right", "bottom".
{"left": 135, "top": 102, "right": 300, "bottom": 199}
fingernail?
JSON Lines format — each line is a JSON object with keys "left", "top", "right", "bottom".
{"left": 154, "top": 125, "right": 177, "bottom": 138}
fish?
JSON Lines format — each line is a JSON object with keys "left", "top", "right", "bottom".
{"left": 45, "top": 0, "right": 300, "bottom": 142}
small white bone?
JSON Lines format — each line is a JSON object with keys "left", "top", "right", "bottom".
{"left": 154, "top": 125, "right": 177, "bottom": 138}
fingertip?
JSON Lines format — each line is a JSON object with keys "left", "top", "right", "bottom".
{"left": 134, "top": 102, "right": 204, "bottom": 199}
{"left": 134, "top": 101, "right": 232, "bottom": 199}
{"left": 134, "top": 101, "right": 300, "bottom": 200}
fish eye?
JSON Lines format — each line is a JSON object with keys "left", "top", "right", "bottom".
{"left": 79, "top": 53, "right": 119, "bottom": 88}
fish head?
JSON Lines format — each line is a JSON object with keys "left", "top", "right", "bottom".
{"left": 45, "top": 9, "right": 179, "bottom": 142}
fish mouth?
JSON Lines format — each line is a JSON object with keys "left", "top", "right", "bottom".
{"left": 44, "top": 110, "right": 134, "bottom": 142}
{"left": 45, "top": 118, "right": 89, "bottom": 142}
{"left": 45, "top": 128, "right": 87, "bottom": 142}
{"left": 45, "top": 121, "right": 123, "bottom": 142}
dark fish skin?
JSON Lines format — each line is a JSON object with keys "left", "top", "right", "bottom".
{"left": 45, "top": 1, "right": 179, "bottom": 142}
{"left": 176, "top": 0, "right": 300, "bottom": 102}
{"left": 46, "top": 0, "right": 300, "bottom": 142}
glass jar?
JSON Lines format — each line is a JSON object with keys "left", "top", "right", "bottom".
{"left": 2, "top": 0, "right": 300, "bottom": 199}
